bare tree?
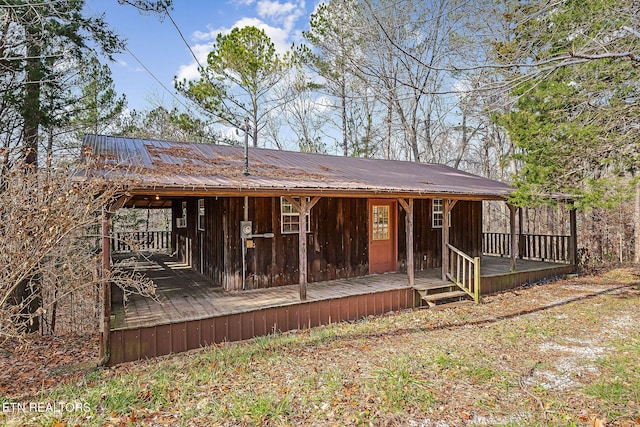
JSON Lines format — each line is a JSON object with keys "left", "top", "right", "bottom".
{"left": 303, "top": 0, "right": 363, "bottom": 156}
{"left": 281, "top": 72, "right": 331, "bottom": 153}
{"left": 354, "top": 0, "right": 471, "bottom": 162}
{"left": 0, "top": 161, "right": 155, "bottom": 338}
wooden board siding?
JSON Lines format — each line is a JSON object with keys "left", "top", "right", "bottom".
{"left": 232, "top": 197, "right": 369, "bottom": 290}
{"left": 398, "top": 200, "right": 482, "bottom": 271}
{"left": 200, "top": 198, "right": 225, "bottom": 285}
{"left": 451, "top": 200, "right": 483, "bottom": 258}
{"left": 172, "top": 196, "right": 370, "bottom": 291}
{"left": 310, "top": 198, "right": 368, "bottom": 282}
{"left": 172, "top": 197, "right": 484, "bottom": 290}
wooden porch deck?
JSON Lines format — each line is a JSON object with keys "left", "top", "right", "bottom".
{"left": 112, "top": 254, "right": 572, "bottom": 331}
{"left": 111, "top": 253, "right": 420, "bottom": 331}
{"left": 107, "top": 254, "right": 573, "bottom": 365}
{"left": 480, "top": 256, "right": 575, "bottom": 293}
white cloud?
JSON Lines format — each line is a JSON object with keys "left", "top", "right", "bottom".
{"left": 230, "top": 0, "right": 256, "bottom": 5}
{"left": 452, "top": 78, "right": 472, "bottom": 95}
{"left": 315, "top": 95, "right": 334, "bottom": 111}
{"left": 175, "top": 43, "right": 212, "bottom": 82}
{"left": 175, "top": 0, "right": 308, "bottom": 82}
{"left": 236, "top": 18, "right": 291, "bottom": 52}
{"left": 257, "top": 0, "right": 297, "bottom": 19}
{"left": 192, "top": 18, "right": 292, "bottom": 53}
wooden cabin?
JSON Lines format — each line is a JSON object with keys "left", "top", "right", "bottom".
{"left": 82, "top": 134, "right": 577, "bottom": 364}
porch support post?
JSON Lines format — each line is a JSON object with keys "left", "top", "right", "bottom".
{"left": 507, "top": 203, "right": 518, "bottom": 272}
{"left": 98, "top": 195, "right": 129, "bottom": 365}
{"left": 569, "top": 207, "right": 578, "bottom": 268}
{"left": 518, "top": 207, "right": 524, "bottom": 259}
{"left": 398, "top": 198, "right": 414, "bottom": 287}
{"left": 441, "top": 199, "right": 451, "bottom": 281}
{"left": 100, "top": 207, "right": 112, "bottom": 364}
{"left": 284, "top": 195, "right": 321, "bottom": 300}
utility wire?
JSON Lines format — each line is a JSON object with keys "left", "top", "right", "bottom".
{"left": 162, "top": 5, "right": 242, "bottom": 130}
{"left": 122, "top": 44, "right": 193, "bottom": 111}
{"left": 163, "top": 6, "right": 207, "bottom": 72}
{"left": 84, "top": 2, "right": 198, "bottom": 114}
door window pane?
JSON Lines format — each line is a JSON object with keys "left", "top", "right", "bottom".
{"left": 372, "top": 205, "right": 390, "bottom": 240}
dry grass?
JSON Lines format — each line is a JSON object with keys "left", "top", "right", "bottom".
{"left": 2, "top": 268, "right": 640, "bottom": 426}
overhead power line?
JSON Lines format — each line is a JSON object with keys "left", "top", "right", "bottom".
{"left": 162, "top": 5, "right": 242, "bottom": 129}
{"left": 84, "top": 2, "right": 197, "bottom": 113}
{"left": 163, "top": 6, "right": 207, "bottom": 72}
{"left": 122, "top": 44, "right": 193, "bottom": 111}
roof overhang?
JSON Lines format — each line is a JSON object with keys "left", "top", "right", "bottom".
{"left": 81, "top": 134, "right": 515, "bottom": 207}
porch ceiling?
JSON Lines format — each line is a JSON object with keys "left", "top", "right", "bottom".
{"left": 125, "top": 195, "right": 173, "bottom": 208}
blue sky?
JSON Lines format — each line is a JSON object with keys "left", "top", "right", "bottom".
{"left": 86, "top": 0, "right": 318, "bottom": 112}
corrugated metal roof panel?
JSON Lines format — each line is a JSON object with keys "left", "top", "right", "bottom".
{"left": 81, "top": 134, "right": 513, "bottom": 198}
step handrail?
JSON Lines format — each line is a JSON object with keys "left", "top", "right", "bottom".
{"left": 446, "top": 243, "right": 480, "bottom": 303}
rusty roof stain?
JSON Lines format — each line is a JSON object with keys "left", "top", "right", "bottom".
{"left": 82, "top": 134, "right": 513, "bottom": 199}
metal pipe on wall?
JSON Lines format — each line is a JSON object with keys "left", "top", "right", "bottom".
{"left": 242, "top": 196, "right": 248, "bottom": 290}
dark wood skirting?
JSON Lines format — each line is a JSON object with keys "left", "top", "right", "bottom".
{"left": 108, "top": 287, "right": 414, "bottom": 365}
{"left": 480, "top": 264, "right": 575, "bottom": 294}
{"left": 107, "top": 255, "right": 574, "bottom": 365}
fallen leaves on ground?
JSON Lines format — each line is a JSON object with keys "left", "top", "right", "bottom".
{"left": 0, "top": 334, "right": 99, "bottom": 398}
{"left": 2, "top": 267, "right": 640, "bottom": 426}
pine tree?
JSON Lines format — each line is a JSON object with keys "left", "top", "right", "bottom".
{"left": 176, "top": 26, "right": 293, "bottom": 147}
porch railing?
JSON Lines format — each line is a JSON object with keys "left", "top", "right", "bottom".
{"left": 446, "top": 243, "right": 480, "bottom": 304}
{"left": 111, "top": 230, "right": 171, "bottom": 253}
{"left": 483, "top": 232, "right": 570, "bottom": 263}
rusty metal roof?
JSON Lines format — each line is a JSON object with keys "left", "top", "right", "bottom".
{"left": 82, "top": 134, "right": 512, "bottom": 199}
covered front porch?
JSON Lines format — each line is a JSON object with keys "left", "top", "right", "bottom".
{"left": 107, "top": 252, "right": 573, "bottom": 364}
{"left": 86, "top": 135, "right": 578, "bottom": 364}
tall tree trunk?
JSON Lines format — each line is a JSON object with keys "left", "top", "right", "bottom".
{"left": 13, "top": 31, "right": 43, "bottom": 333}
{"left": 634, "top": 180, "right": 640, "bottom": 263}
{"left": 454, "top": 114, "right": 468, "bottom": 169}
{"left": 46, "top": 95, "right": 55, "bottom": 170}
{"left": 592, "top": 208, "right": 603, "bottom": 261}
{"left": 341, "top": 78, "right": 348, "bottom": 156}
{"left": 11, "top": 277, "right": 41, "bottom": 334}
{"left": 252, "top": 108, "right": 258, "bottom": 148}
{"left": 424, "top": 114, "right": 434, "bottom": 162}
{"left": 507, "top": 141, "right": 518, "bottom": 183}
{"left": 23, "top": 41, "right": 41, "bottom": 168}
{"left": 385, "top": 94, "right": 393, "bottom": 159}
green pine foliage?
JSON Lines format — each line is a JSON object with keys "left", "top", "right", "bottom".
{"left": 175, "top": 26, "right": 293, "bottom": 146}
{"left": 495, "top": 0, "right": 639, "bottom": 208}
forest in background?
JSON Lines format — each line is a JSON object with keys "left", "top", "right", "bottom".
{"left": 0, "top": 0, "right": 638, "bottom": 336}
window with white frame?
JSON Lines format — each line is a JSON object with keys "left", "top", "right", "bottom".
{"left": 177, "top": 201, "right": 187, "bottom": 228}
{"left": 432, "top": 199, "right": 451, "bottom": 228}
{"left": 197, "top": 199, "right": 205, "bottom": 231}
{"left": 280, "top": 196, "right": 311, "bottom": 234}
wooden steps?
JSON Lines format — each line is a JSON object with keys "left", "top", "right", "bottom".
{"left": 422, "top": 290, "right": 469, "bottom": 303}
{"left": 413, "top": 281, "right": 472, "bottom": 308}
